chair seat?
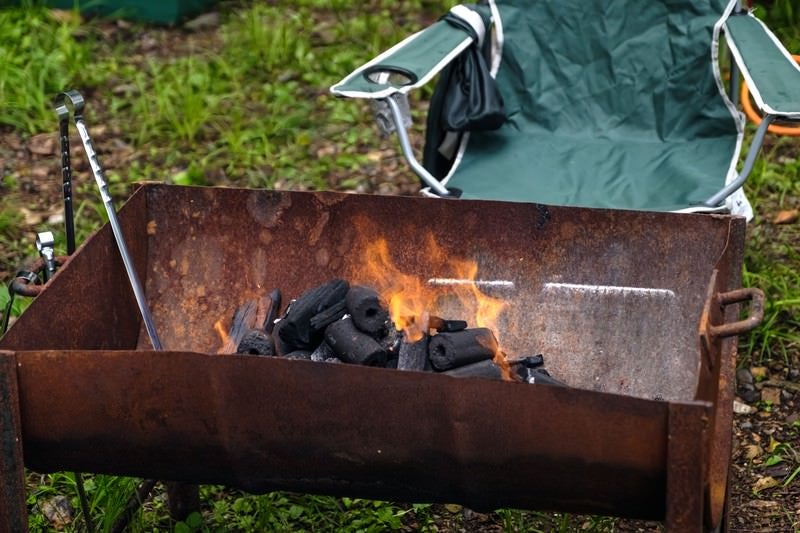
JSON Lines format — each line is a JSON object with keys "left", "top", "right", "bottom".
{"left": 446, "top": 126, "right": 738, "bottom": 211}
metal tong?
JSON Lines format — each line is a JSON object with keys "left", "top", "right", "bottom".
{"left": 53, "top": 90, "right": 163, "bottom": 350}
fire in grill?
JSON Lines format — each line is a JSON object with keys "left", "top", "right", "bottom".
{"left": 216, "top": 278, "right": 563, "bottom": 384}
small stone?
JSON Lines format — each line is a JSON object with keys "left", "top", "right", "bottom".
{"left": 761, "top": 387, "right": 781, "bottom": 406}
{"left": 739, "top": 421, "right": 753, "bottom": 431}
{"left": 764, "top": 464, "right": 791, "bottom": 478}
{"left": 741, "top": 389, "right": 760, "bottom": 403}
{"left": 788, "top": 368, "right": 799, "bottom": 380}
{"left": 751, "top": 366, "right": 768, "bottom": 380}
{"left": 28, "top": 133, "right": 57, "bottom": 156}
{"left": 782, "top": 390, "right": 794, "bottom": 402}
{"left": 786, "top": 412, "right": 799, "bottom": 425}
{"left": 733, "top": 400, "right": 757, "bottom": 414}
{"left": 39, "top": 495, "right": 73, "bottom": 529}
{"left": 29, "top": 165, "right": 51, "bottom": 180}
{"left": 737, "top": 368, "right": 754, "bottom": 387}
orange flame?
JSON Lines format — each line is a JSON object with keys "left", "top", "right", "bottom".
{"left": 356, "top": 232, "right": 508, "bottom": 358}
{"left": 213, "top": 319, "right": 229, "bottom": 354}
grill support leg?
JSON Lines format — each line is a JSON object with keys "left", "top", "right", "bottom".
{"left": 0, "top": 351, "right": 27, "bottom": 533}
{"left": 166, "top": 482, "right": 200, "bottom": 522}
{"left": 666, "top": 402, "right": 711, "bottom": 532}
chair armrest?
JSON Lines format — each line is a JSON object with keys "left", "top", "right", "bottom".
{"left": 330, "top": 5, "right": 487, "bottom": 99}
{"left": 725, "top": 12, "right": 800, "bottom": 118}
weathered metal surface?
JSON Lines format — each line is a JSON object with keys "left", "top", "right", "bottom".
{"left": 16, "top": 349, "right": 671, "bottom": 516}
{"left": 666, "top": 401, "right": 712, "bottom": 531}
{"left": 0, "top": 351, "right": 27, "bottom": 533}
{"left": 0, "top": 184, "right": 752, "bottom": 525}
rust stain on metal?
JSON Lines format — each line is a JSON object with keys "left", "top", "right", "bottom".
{"left": 0, "top": 184, "right": 753, "bottom": 527}
{"left": 0, "top": 351, "right": 27, "bottom": 533}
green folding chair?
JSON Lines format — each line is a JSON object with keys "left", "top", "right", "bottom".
{"left": 332, "top": 0, "right": 800, "bottom": 218}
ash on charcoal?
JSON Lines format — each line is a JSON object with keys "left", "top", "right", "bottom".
{"left": 236, "top": 329, "right": 274, "bottom": 356}
{"left": 310, "top": 341, "right": 336, "bottom": 362}
{"left": 285, "top": 350, "right": 313, "bottom": 360}
{"left": 397, "top": 334, "right": 429, "bottom": 371}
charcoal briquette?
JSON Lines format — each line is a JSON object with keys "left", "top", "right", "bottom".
{"left": 428, "top": 328, "right": 498, "bottom": 371}
{"left": 236, "top": 329, "right": 275, "bottom": 356}
{"left": 346, "top": 285, "right": 390, "bottom": 336}
{"left": 324, "top": 316, "right": 388, "bottom": 366}
{"left": 442, "top": 359, "right": 504, "bottom": 380}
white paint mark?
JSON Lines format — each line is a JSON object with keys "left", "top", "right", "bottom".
{"left": 543, "top": 282, "right": 675, "bottom": 298}
{"left": 427, "top": 278, "right": 515, "bottom": 289}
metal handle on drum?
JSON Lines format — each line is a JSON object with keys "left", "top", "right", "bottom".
{"left": 708, "top": 288, "right": 765, "bottom": 338}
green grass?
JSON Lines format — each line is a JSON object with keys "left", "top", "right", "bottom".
{"left": 1, "top": 0, "right": 800, "bottom": 531}
{"left": 741, "top": 137, "right": 800, "bottom": 364}
{"left": 0, "top": 4, "right": 94, "bottom": 133}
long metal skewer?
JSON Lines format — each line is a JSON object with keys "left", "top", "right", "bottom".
{"left": 53, "top": 90, "right": 163, "bottom": 350}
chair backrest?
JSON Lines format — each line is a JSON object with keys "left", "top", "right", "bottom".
{"left": 437, "top": 0, "right": 746, "bottom": 212}
{"left": 493, "top": 0, "right": 737, "bottom": 141}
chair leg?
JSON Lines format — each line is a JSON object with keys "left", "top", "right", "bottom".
{"left": 0, "top": 351, "right": 28, "bottom": 533}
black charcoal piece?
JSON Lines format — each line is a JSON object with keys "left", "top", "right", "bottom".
{"left": 442, "top": 359, "right": 503, "bottom": 379}
{"left": 278, "top": 279, "right": 349, "bottom": 350}
{"left": 324, "top": 316, "right": 388, "bottom": 366}
{"left": 263, "top": 288, "right": 282, "bottom": 333}
{"left": 428, "top": 315, "right": 468, "bottom": 333}
{"left": 380, "top": 322, "right": 402, "bottom": 355}
{"left": 271, "top": 319, "right": 293, "bottom": 356}
{"left": 236, "top": 329, "right": 275, "bottom": 356}
{"left": 525, "top": 368, "right": 567, "bottom": 387}
{"left": 428, "top": 328, "right": 498, "bottom": 371}
{"left": 310, "top": 341, "right": 336, "bottom": 362}
{"left": 309, "top": 300, "right": 348, "bottom": 330}
{"left": 517, "top": 354, "right": 545, "bottom": 368}
{"left": 397, "top": 334, "right": 429, "bottom": 371}
{"left": 346, "top": 285, "right": 390, "bottom": 336}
